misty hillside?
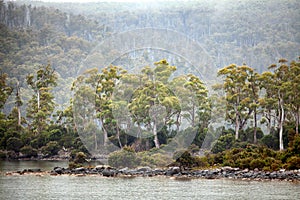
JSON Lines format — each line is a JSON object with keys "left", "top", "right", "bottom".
{"left": 0, "top": 0, "right": 299, "bottom": 112}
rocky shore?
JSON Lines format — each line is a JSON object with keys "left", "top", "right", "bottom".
{"left": 5, "top": 166, "right": 300, "bottom": 182}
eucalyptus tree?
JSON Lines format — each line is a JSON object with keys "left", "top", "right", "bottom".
{"left": 72, "top": 65, "right": 125, "bottom": 151}
{"left": 128, "top": 60, "right": 180, "bottom": 148}
{"left": 0, "top": 72, "right": 12, "bottom": 111}
{"left": 26, "top": 64, "right": 57, "bottom": 135}
{"left": 287, "top": 58, "right": 300, "bottom": 135}
{"left": 217, "top": 64, "right": 256, "bottom": 140}
{"left": 261, "top": 58, "right": 296, "bottom": 150}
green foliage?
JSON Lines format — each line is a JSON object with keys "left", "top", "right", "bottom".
{"left": 284, "top": 156, "right": 300, "bottom": 170}
{"left": 73, "top": 152, "right": 87, "bottom": 164}
{"left": 6, "top": 137, "right": 23, "bottom": 152}
{"left": 260, "top": 134, "right": 279, "bottom": 150}
{"left": 249, "top": 159, "right": 266, "bottom": 170}
{"left": 41, "top": 141, "right": 60, "bottom": 157}
{"left": 211, "top": 134, "right": 235, "bottom": 153}
{"left": 137, "top": 151, "right": 173, "bottom": 168}
{"left": 108, "top": 147, "right": 138, "bottom": 168}
{"left": 26, "top": 64, "right": 58, "bottom": 135}
{"left": 20, "top": 145, "right": 38, "bottom": 158}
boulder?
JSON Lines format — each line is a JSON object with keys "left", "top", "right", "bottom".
{"left": 166, "top": 167, "right": 180, "bottom": 176}
{"left": 102, "top": 169, "right": 116, "bottom": 177}
{"left": 137, "top": 166, "right": 152, "bottom": 172}
{"left": 53, "top": 167, "right": 63, "bottom": 174}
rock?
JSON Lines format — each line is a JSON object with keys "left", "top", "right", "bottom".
{"left": 270, "top": 172, "right": 277, "bottom": 179}
{"left": 137, "top": 166, "right": 151, "bottom": 172}
{"left": 72, "top": 167, "right": 86, "bottom": 174}
{"left": 222, "top": 166, "right": 234, "bottom": 172}
{"left": 279, "top": 169, "right": 285, "bottom": 173}
{"left": 166, "top": 167, "right": 180, "bottom": 176}
{"left": 54, "top": 167, "right": 63, "bottom": 174}
{"left": 119, "top": 167, "right": 129, "bottom": 173}
{"left": 102, "top": 169, "right": 116, "bottom": 177}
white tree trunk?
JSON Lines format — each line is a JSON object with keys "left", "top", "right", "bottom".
{"left": 279, "top": 100, "right": 284, "bottom": 151}
{"left": 17, "top": 106, "right": 21, "bottom": 126}
{"left": 235, "top": 112, "right": 239, "bottom": 140}
{"left": 153, "top": 120, "right": 160, "bottom": 148}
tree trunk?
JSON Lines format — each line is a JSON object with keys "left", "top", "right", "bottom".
{"left": 153, "top": 119, "right": 160, "bottom": 148}
{"left": 17, "top": 106, "right": 21, "bottom": 126}
{"left": 235, "top": 111, "right": 239, "bottom": 140}
{"left": 116, "top": 125, "right": 122, "bottom": 148}
{"left": 253, "top": 108, "right": 257, "bottom": 144}
{"left": 100, "top": 117, "right": 108, "bottom": 146}
{"left": 279, "top": 99, "right": 284, "bottom": 151}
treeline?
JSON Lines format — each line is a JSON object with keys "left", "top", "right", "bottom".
{"left": 16, "top": 0, "right": 300, "bottom": 71}
{"left": 0, "top": 57, "right": 299, "bottom": 161}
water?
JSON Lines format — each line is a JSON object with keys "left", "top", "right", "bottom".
{"left": 0, "top": 161, "right": 299, "bottom": 200}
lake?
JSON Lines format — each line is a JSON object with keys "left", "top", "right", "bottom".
{"left": 0, "top": 161, "right": 299, "bottom": 200}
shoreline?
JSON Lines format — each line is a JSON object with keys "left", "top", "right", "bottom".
{"left": 3, "top": 166, "right": 300, "bottom": 182}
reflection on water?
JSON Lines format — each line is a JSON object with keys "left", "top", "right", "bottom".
{"left": 0, "top": 160, "right": 69, "bottom": 172}
{"left": 0, "top": 161, "right": 299, "bottom": 200}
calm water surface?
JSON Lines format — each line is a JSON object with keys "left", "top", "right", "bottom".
{"left": 0, "top": 161, "right": 299, "bottom": 200}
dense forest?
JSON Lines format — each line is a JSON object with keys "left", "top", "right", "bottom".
{"left": 0, "top": 0, "right": 299, "bottom": 170}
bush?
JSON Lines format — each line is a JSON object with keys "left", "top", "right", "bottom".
{"left": 74, "top": 152, "right": 87, "bottom": 164}
{"left": 108, "top": 147, "right": 138, "bottom": 168}
{"left": 261, "top": 134, "right": 279, "bottom": 150}
{"left": 41, "top": 141, "right": 60, "bottom": 157}
{"left": 137, "top": 151, "right": 173, "bottom": 168}
{"left": 20, "top": 146, "right": 38, "bottom": 158}
{"left": 6, "top": 137, "right": 23, "bottom": 152}
{"left": 211, "top": 134, "right": 235, "bottom": 153}
{"left": 175, "top": 151, "right": 196, "bottom": 168}
{"left": 194, "top": 156, "right": 209, "bottom": 168}
{"left": 285, "top": 156, "right": 300, "bottom": 170}
{"left": 236, "top": 158, "right": 252, "bottom": 169}
{"left": 249, "top": 158, "right": 265, "bottom": 170}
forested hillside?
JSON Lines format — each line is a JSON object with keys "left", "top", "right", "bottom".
{"left": 1, "top": 0, "right": 299, "bottom": 112}
{"left": 0, "top": 0, "right": 299, "bottom": 169}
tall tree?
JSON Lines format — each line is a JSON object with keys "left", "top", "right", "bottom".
{"left": 0, "top": 72, "right": 12, "bottom": 111}
{"left": 26, "top": 64, "right": 57, "bottom": 135}
{"left": 265, "top": 59, "right": 291, "bottom": 151}
{"left": 217, "top": 64, "right": 255, "bottom": 140}
{"left": 72, "top": 65, "right": 124, "bottom": 150}
{"left": 128, "top": 60, "right": 180, "bottom": 148}
{"left": 287, "top": 58, "right": 300, "bottom": 135}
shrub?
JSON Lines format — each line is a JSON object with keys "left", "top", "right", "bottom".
{"left": 74, "top": 152, "right": 87, "bottom": 164}
{"left": 236, "top": 158, "right": 252, "bottom": 169}
{"left": 211, "top": 134, "right": 235, "bottom": 153}
{"left": 249, "top": 158, "right": 265, "bottom": 170}
{"left": 41, "top": 141, "right": 60, "bottom": 157}
{"left": 108, "top": 147, "right": 138, "bottom": 168}
{"left": 137, "top": 151, "right": 173, "bottom": 168}
{"left": 6, "top": 137, "right": 23, "bottom": 152}
{"left": 261, "top": 134, "right": 278, "bottom": 150}
{"left": 20, "top": 146, "right": 38, "bottom": 158}
{"left": 285, "top": 156, "right": 300, "bottom": 170}
{"left": 194, "top": 156, "right": 209, "bottom": 168}
{"left": 175, "top": 151, "right": 195, "bottom": 168}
